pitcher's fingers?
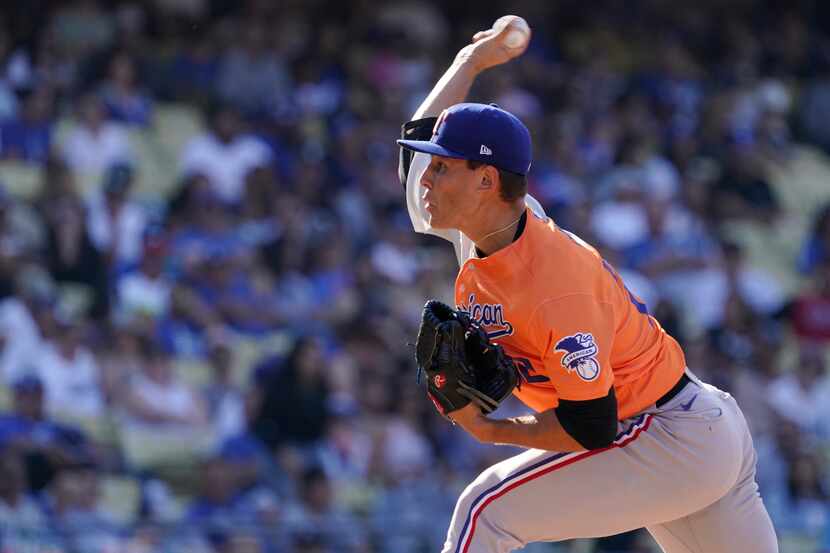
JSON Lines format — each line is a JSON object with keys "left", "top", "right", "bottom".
{"left": 472, "top": 30, "right": 493, "bottom": 42}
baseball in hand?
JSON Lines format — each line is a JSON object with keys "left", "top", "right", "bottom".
{"left": 492, "top": 15, "right": 530, "bottom": 50}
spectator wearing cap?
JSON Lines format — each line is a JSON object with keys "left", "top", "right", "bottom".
{"left": 0, "top": 374, "right": 90, "bottom": 492}
{"left": 179, "top": 102, "right": 272, "bottom": 205}
{"left": 60, "top": 92, "right": 132, "bottom": 175}
{"left": 87, "top": 162, "right": 148, "bottom": 271}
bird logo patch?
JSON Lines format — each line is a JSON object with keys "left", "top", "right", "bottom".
{"left": 433, "top": 373, "right": 447, "bottom": 389}
{"left": 554, "top": 333, "right": 600, "bottom": 381}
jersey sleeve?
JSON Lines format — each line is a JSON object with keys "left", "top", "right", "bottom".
{"left": 531, "top": 294, "right": 615, "bottom": 401}
{"left": 398, "top": 118, "right": 549, "bottom": 267}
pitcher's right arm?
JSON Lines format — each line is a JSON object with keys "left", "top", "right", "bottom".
{"left": 398, "top": 21, "right": 532, "bottom": 262}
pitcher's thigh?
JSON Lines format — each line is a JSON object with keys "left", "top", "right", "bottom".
{"left": 446, "top": 424, "right": 704, "bottom": 551}
{"left": 647, "top": 481, "right": 778, "bottom": 553}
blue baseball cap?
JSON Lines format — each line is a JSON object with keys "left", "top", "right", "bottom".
{"left": 398, "top": 103, "right": 532, "bottom": 176}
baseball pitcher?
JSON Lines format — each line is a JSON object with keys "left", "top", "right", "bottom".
{"left": 397, "top": 16, "right": 778, "bottom": 553}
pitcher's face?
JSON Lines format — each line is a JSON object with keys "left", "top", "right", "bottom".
{"left": 419, "top": 155, "right": 484, "bottom": 230}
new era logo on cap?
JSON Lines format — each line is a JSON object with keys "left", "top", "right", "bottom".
{"left": 480, "top": 145, "right": 492, "bottom": 155}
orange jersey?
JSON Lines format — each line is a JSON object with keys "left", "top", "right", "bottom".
{"left": 454, "top": 208, "right": 686, "bottom": 420}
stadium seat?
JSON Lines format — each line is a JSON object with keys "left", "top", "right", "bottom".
{"left": 151, "top": 103, "right": 204, "bottom": 159}
{"left": 98, "top": 474, "right": 142, "bottom": 525}
{"left": 127, "top": 127, "right": 175, "bottom": 201}
{"left": 767, "top": 145, "right": 830, "bottom": 219}
{"left": 51, "top": 410, "right": 120, "bottom": 446}
{"left": 172, "top": 357, "right": 212, "bottom": 387}
{"left": 120, "top": 423, "right": 216, "bottom": 472}
{"left": 779, "top": 533, "right": 819, "bottom": 553}
{"left": 0, "top": 383, "right": 9, "bottom": 411}
{"left": 0, "top": 160, "right": 42, "bottom": 200}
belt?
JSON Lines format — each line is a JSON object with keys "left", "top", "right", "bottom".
{"left": 655, "top": 373, "right": 693, "bottom": 408}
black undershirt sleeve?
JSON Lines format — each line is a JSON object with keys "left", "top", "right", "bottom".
{"left": 398, "top": 117, "right": 438, "bottom": 189}
{"left": 554, "top": 388, "right": 618, "bottom": 450}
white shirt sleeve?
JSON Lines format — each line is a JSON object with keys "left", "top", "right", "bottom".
{"left": 405, "top": 151, "right": 547, "bottom": 266}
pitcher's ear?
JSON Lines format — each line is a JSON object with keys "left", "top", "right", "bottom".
{"left": 478, "top": 165, "right": 499, "bottom": 191}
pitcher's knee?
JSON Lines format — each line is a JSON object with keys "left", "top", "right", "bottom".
{"left": 459, "top": 465, "right": 503, "bottom": 503}
{"left": 460, "top": 503, "right": 524, "bottom": 553}
{"left": 450, "top": 467, "right": 506, "bottom": 536}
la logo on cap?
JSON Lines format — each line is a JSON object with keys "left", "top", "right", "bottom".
{"left": 480, "top": 145, "right": 492, "bottom": 155}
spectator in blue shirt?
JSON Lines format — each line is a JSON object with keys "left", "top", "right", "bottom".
{"left": 168, "top": 33, "right": 218, "bottom": 104}
{"left": 99, "top": 51, "right": 152, "bottom": 126}
{"left": 185, "top": 455, "right": 281, "bottom": 548}
{"left": 0, "top": 375, "right": 89, "bottom": 492}
{"left": 0, "top": 86, "right": 53, "bottom": 164}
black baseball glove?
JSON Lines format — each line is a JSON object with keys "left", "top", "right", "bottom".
{"left": 415, "top": 300, "right": 519, "bottom": 416}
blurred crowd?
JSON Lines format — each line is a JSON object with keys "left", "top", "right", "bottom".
{"left": 0, "top": 0, "right": 830, "bottom": 552}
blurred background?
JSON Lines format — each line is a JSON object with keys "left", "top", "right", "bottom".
{"left": 0, "top": 0, "right": 829, "bottom": 552}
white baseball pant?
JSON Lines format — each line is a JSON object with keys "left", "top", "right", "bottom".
{"left": 442, "top": 373, "right": 778, "bottom": 553}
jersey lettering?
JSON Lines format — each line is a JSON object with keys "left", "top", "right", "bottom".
{"left": 457, "top": 293, "right": 514, "bottom": 339}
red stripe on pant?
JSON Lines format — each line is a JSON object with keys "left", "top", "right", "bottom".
{"left": 460, "top": 414, "right": 654, "bottom": 553}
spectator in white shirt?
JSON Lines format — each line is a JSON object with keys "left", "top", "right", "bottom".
{"left": 0, "top": 266, "right": 53, "bottom": 385}
{"left": 60, "top": 93, "right": 132, "bottom": 175}
{"left": 116, "top": 229, "right": 172, "bottom": 320}
{"left": 179, "top": 103, "right": 271, "bottom": 205}
{"left": 768, "top": 345, "right": 830, "bottom": 435}
{"left": 34, "top": 314, "right": 104, "bottom": 419}
{"left": 86, "top": 163, "right": 147, "bottom": 270}
{"left": 123, "top": 338, "right": 208, "bottom": 429}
